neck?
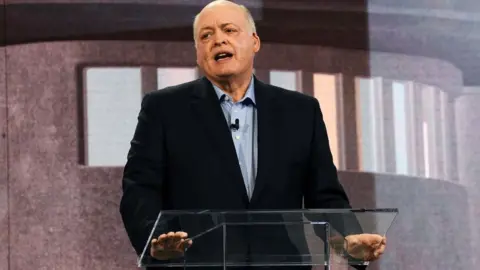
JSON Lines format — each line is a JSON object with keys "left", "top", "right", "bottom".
{"left": 208, "top": 71, "right": 253, "bottom": 102}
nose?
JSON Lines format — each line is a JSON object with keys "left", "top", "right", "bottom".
{"left": 213, "top": 32, "right": 227, "bottom": 46}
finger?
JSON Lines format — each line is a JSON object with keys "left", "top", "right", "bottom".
{"left": 377, "top": 243, "right": 386, "bottom": 254}
{"left": 370, "top": 235, "right": 383, "bottom": 245}
{"left": 152, "top": 236, "right": 164, "bottom": 248}
{"left": 373, "top": 244, "right": 386, "bottom": 258}
{"left": 151, "top": 238, "right": 157, "bottom": 248}
{"left": 179, "top": 238, "right": 193, "bottom": 251}
{"left": 176, "top": 231, "right": 188, "bottom": 239}
{"left": 365, "top": 235, "right": 382, "bottom": 248}
{"left": 151, "top": 238, "right": 164, "bottom": 251}
{"left": 158, "top": 234, "right": 168, "bottom": 243}
{"left": 172, "top": 232, "right": 188, "bottom": 249}
{"left": 172, "top": 232, "right": 183, "bottom": 244}
{"left": 374, "top": 237, "right": 386, "bottom": 249}
{"left": 164, "top": 232, "right": 176, "bottom": 249}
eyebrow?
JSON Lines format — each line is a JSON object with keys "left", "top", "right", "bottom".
{"left": 199, "top": 23, "right": 236, "bottom": 32}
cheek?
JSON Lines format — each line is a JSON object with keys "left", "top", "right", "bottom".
{"left": 196, "top": 46, "right": 208, "bottom": 60}
{"left": 196, "top": 54, "right": 209, "bottom": 68}
{"left": 235, "top": 41, "right": 253, "bottom": 59}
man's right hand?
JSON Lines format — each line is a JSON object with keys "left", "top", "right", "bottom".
{"left": 150, "top": 231, "right": 193, "bottom": 260}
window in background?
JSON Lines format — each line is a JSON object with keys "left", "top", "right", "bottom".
{"left": 269, "top": 70, "right": 302, "bottom": 91}
{"left": 421, "top": 84, "right": 441, "bottom": 179}
{"left": 404, "top": 81, "right": 419, "bottom": 176}
{"left": 313, "top": 73, "right": 342, "bottom": 169}
{"left": 355, "top": 77, "right": 385, "bottom": 173}
{"left": 83, "top": 66, "right": 200, "bottom": 167}
{"left": 84, "top": 67, "right": 142, "bottom": 166}
{"left": 392, "top": 80, "right": 409, "bottom": 175}
{"left": 439, "top": 90, "right": 450, "bottom": 179}
{"left": 422, "top": 120, "right": 431, "bottom": 178}
{"left": 157, "top": 67, "right": 198, "bottom": 89}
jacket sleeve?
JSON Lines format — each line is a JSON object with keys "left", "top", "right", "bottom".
{"left": 119, "top": 92, "right": 170, "bottom": 256}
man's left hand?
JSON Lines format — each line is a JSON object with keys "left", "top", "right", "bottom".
{"left": 344, "top": 233, "right": 386, "bottom": 261}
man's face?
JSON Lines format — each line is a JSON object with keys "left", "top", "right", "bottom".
{"left": 195, "top": 4, "right": 260, "bottom": 80}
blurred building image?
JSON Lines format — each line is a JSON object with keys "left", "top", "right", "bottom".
{"left": 0, "top": 0, "right": 479, "bottom": 269}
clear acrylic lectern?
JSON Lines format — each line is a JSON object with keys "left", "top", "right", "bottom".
{"left": 138, "top": 208, "right": 398, "bottom": 269}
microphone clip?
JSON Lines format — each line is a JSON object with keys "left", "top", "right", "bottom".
{"left": 230, "top": 118, "right": 240, "bottom": 131}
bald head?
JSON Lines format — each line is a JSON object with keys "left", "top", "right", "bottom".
{"left": 193, "top": 0, "right": 256, "bottom": 45}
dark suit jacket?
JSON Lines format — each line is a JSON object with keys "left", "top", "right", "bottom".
{"left": 119, "top": 76, "right": 361, "bottom": 269}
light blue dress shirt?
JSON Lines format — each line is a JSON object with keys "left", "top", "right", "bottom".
{"left": 211, "top": 78, "right": 258, "bottom": 199}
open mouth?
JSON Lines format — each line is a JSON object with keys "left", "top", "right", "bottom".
{"left": 214, "top": 52, "right": 233, "bottom": 61}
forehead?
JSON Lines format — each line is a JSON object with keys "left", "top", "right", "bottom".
{"left": 197, "top": 4, "right": 247, "bottom": 30}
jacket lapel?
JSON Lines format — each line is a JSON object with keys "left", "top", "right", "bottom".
{"left": 250, "top": 77, "right": 280, "bottom": 204}
{"left": 190, "top": 77, "right": 249, "bottom": 205}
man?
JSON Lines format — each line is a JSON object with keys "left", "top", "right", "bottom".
{"left": 120, "top": 0, "right": 386, "bottom": 269}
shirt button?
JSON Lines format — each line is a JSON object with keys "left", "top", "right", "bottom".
{"left": 235, "top": 135, "right": 240, "bottom": 140}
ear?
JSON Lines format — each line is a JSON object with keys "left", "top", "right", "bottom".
{"left": 252, "top": 33, "right": 261, "bottom": 53}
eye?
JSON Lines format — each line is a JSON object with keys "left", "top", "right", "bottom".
{"left": 201, "top": 32, "right": 212, "bottom": 40}
{"left": 225, "top": 28, "right": 237, "bottom": 33}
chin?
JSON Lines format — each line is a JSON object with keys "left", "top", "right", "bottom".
{"left": 216, "top": 73, "right": 236, "bottom": 78}
{"left": 210, "top": 64, "right": 238, "bottom": 77}
{"left": 213, "top": 70, "right": 237, "bottom": 78}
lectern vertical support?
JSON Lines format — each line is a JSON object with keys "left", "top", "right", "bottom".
{"left": 222, "top": 223, "right": 227, "bottom": 270}
{"left": 324, "top": 222, "right": 331, "bottom": 270}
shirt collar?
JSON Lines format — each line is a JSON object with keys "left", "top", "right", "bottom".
{"left": 211, "top": 76, "right": 256, "bottom": 106}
